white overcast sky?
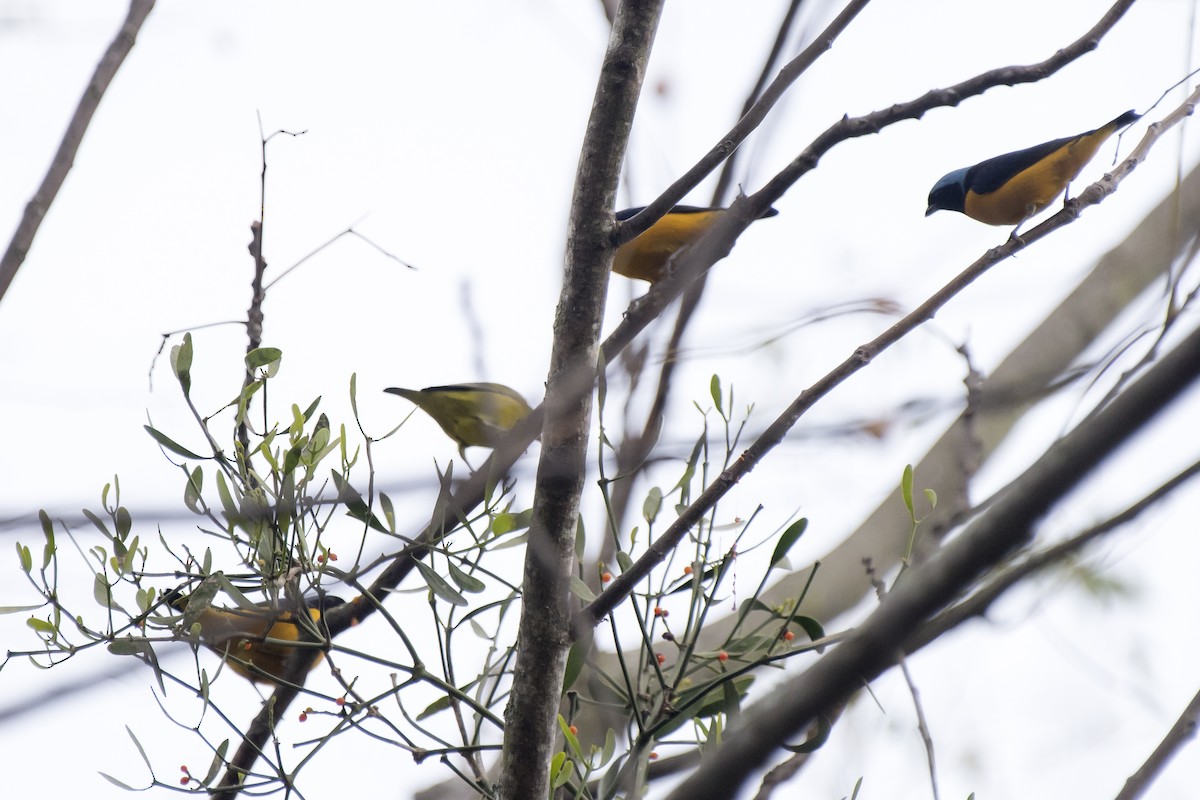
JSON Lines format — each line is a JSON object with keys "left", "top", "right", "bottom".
{"left": 3, "top": 1, "right": 1200, "bottom": 798}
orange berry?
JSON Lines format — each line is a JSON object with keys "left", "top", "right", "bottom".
{"left": 299, "top": 712, "right": 308, "bottom": 722}
{"left": 717, "top": 651, "right": 729, "bottom": 662}
{"left": 656, "top": 653, "right": 666, "bottom": 664}
{"left": 649, "top": 751, "right": 659, "bottom": 760}
{"left": 683, "top": 565, "right": 693, "bottom": 575}
{"left": 336, "top": 696, "right": 346, "bottom": 706}
{"left": 601, "top": 572, "right": 613, "bottom": 582}
{"left": 329, "top": 553, "right": 338, "bottom": 561}
{"left": 568, "top": 725, "right": 578, "bottom": 736}
{"left": 783, "top": 631, "right": 795, "bottom": 641}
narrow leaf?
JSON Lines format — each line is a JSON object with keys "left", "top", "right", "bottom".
{"left": 144, "top": 425, "right": 206, "bottom": 460}
{"left": 414, "top": 560, "right": 468, "bottom": 606}
{"left": 769, "top": 518, "right": 808, "bottom": 569}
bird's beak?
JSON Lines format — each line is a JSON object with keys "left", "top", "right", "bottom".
{"left": 924, "top": 205, "right": 937, "bottom": 217}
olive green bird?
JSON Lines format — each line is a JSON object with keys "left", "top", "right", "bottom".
{"left": 385, "top": 383, "right": 534, "bottom": 460}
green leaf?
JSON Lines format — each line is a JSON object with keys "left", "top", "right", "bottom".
{"left": 108, "top": 638, "right": 151, "bottom": 657}
{"left": 569, "top": 576, "right": 596, "bottom": 602}
{"left": 770, "top": 518, "right": 807, "bottom": 569}
{"left": 563, "top": 639, "right": 587, "bottom": 693}
{"left": 379, "top": 492, "right": 396, "bottom": 532}
{"left": 331, "top": 472, "right": 389, "bottom": 533}
{"left": 98, "top": 773, "right": 137, "bottom": 791}
{"left": 448, "top": 562, "right": 486, "bottom": 593}
{"left": 492, "top": 531, "right": 528, "bottom": 550}
{"left": 26, "top": 617, "right": 56, "bottom": 634}
{"left": 39, "top": 509, "right": 55, "bottom": 568}
{"left": 115, "top": 506, "right": 132, "bottom": 538}
{"left": 574, "top": 516, "right": 586, "bottom": 561}
{"left": 784, "top": 714, "right": 832, "bottom": 753}
{"left": 183, "top": 466, "right": 204, "bottom": 514}
{"left": 901, "top": 464, "right": 915, "bottom": 517}
{"left": 710, "top": 374, "right": 723, "bottom": 415}
{"left": 82, "top": 511, "right": 111, "bottom": 546}
{"left": 144, "top": 425, "right": 206, "bottom": 460}
{"left": 417, "top": 694, "right": 453, "bottom": 721}
{"left": 550, "top": 751, "right": 573, "bottom": 789}
{"left": 672, "top": 436, "right": 703, "bottom": 503}
{"left": 300, "top": 396, "right": 321, "bottom": 422}
{"left": 16, "top": 542, "right": 32, "bottom": 573}
{"left": 245, "top": 347, "right": 283, "bottom": 377}
{"left": 789, "top": 614, "right": 825, "bottom": 645}
{"left": 215, "top": 472, "right": 238, "bottom": 526}
{"left": 492, "top": 508, "right": 533, "bottom": 536}
{"left": 599, "top": 727, "right": 617, "bottom": 768}
{"left": 170, "top": 332, "right": 193, "bottom": 397}
{"left": 642, "top": 486, "right": 663, "bottom": 524}
{"left": 615, "top": 551, "right": 633, "bottom": 572}
{"left": 414, "top": 560, "right": 468, "bottom": 606}
{"left": 282, "top": 443, "right": 303, "bottom": 476}
{"left": 557, "top": 715, "right": 583, "bottom": 758}
{"left": 693, "top": 675, "right": 754, "bottom": 718}
{"left": 203, "top": 740, "right": 230, "bottom": 785}
{"left": 0, "top": 603, "right": 42, "bottom": 614}
{"left": 93, "top": 574, "right": 115, "bottom": 610}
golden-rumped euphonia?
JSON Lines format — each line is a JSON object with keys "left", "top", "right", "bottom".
{"left": 925, "top": 110, "right": 1140, "bottom": 226}
{"left": 167, "top": 589, "right": 343, "bottom": 685}
{"left": 613, "top": 204, "right": 779, "bottom": 283}
{"left": 384, "top": 382, "right": 534, "bottom": 459}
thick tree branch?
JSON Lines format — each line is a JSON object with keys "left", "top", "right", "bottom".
{"left": 496, "top": 3, "right": 665, "bottom": 798}
{"left": 904, "top": 456, "right": 1200, "bottom": 652}
{"left": 663, "top": 314, "right": 1200, "bottom": 800}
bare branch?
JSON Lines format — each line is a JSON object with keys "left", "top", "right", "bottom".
{"left": 662, "top": 314, "right": 1200, "bottom": 799}
{"left": 0, "top": 0, "right": 157, "bottom": 306}
{"left": 1114, "top": 685, "right": 1200, "bottom": 800}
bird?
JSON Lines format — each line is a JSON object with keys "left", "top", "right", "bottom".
{"left": 925, "top": 110, "right": 1139, "bottom": 227}
{"left": 384, "top": 382, "right": 534, "bottom": 460}
{"left": 612, "top": 204, "right": 779, "bottom": 284}
{"left": 166, "top": 588, "right": 343, "bottom": 685}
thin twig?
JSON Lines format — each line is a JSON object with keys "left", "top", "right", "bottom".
{"left": 1113, "top": 685, "right": 1200, "bottom": 800}
{"left": 0, "top": 0, "right": 157, "bottom": 305}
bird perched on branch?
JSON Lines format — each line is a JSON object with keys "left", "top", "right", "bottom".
{"left": 166, "top": 587, "right": 343, "bottom": 685}
{"left": 925, "top": 110, "right": 1140, "bottom": 228}
{"left": 612, "top": 204, "right": 779, "bottom": 284}
{"left": 385, "top": 382, "right": 534, "bottom": 460}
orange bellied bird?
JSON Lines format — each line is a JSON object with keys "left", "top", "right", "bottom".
{"left": 925, "top": 110, "right": 1139, "bottom": 226}
{"left": 167, "top": 588, "right": 343, "bottom": 685}
{"left": 612, "top": 205, "right": 779, "bottom": 284}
